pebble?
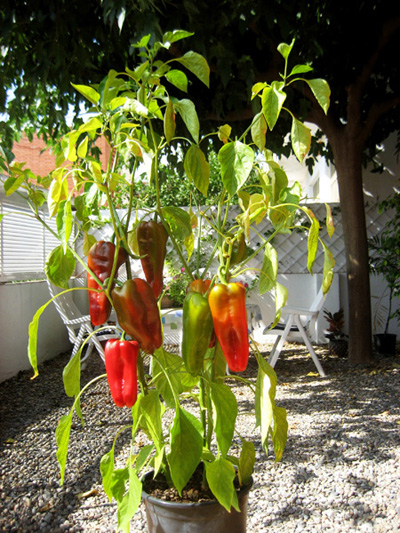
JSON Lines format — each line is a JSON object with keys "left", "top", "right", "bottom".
{"left": 1, "top": 345, "right": 400, "bottom": 532}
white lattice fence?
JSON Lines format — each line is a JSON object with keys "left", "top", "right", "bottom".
{"left": 86, "top": 202, "right": 392, "bottom": 279}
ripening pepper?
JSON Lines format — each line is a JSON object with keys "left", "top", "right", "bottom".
{"left": 87, "top": 241, "right": 127, "bottom": 326}
{"left": 208, "top": 282, "right": 249, "bottom": 372}
{"left": 111, "top": 278, "right": 162, "bottom": 354}
{"left": 230, "top": 233, "right": 247, "bottom": 266}
{"left": 137, "top": 220, "right": 168, "bottom": 299}
{"left": 182, "top": 285, "right": 214, "bottom": 375}
{"left": 104, "top": 339, "right": 139, "bottom": 407}
{"left": 186, "top": 278, "right": 211, "bottom": 295}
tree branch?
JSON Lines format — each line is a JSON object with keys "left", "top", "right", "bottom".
{"left": 348, "top": 16, "right": 400, "bottom": 125}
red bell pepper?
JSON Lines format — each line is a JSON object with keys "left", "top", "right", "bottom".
{"left": 87, "top": 241, "right": 127, "bottom": 326}
{"left": 137, "top": 220, "right": 168, "bottom": 299}
{"left": 111, "top": 278, "right": 162, "bottom": 354}
{"left": 208, "top": 282, "right": 249, "bottom": 372}
{"left": 104, "top": 339, "right": 139, "bottom": 408}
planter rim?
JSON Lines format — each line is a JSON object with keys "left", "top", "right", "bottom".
{"left": 141, "top": 471, "right": 253, "bottom": 510}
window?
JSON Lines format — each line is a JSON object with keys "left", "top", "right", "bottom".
{"left": 0, "top": 193, "right": 59, "bottom": 282}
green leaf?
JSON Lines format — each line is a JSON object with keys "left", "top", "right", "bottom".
{"left": 100, "top": 448, "right": 115, "bottom": 501}
{"left": 307, "top": 210, "right": 320, "bottom": 274}
{"left": 135, "top": 444, "right": 154, "bottom": 473}
{"left": 111, "top": 467, "right": 130, "bottom": 502}
{"left": 82, "top": 232, "right": 97, "bottom": 256}
{"left": 117, "top": 468, "right": 142, "bottom": 533}
{"left": 71, "top": 83, "right": 100, "bottom": 105}
{"left": 259, "top": 243, "right": 278, "bottom": 295}
{"left": 163, "top": 98, "right": 176, "bottom": 144}
{"left": 165, "top": 69, "right": 188, "bottom": 92}
{"left": 291, "top": 117, "right": 311, "bottom": 162}
{"left": 210, "top": 383, "right": 237, "bottom": 457}
{"left": 326, "top": 203, "right": 335, "bottom": 238}
{"left": 205, "top": 456, "right": 239, "bottom": 512}
{"left": 175, "top": 51, "right": 210, "bottom": 87}
{"left": 77, "top": 136, "right": 88, "bottom": 159}
{"left": 151, "top": 349, "right": 184, "bottom": 408}
{"left": 273, "top": 282, "right": 288, "bottom": 324}
{"left": 48, "top": 175, "right": 69, "bottom": 217}
{"left": 261, "top": 83, "right": 286, "bottom": 130}
{"left": 28, "top": 299, "right": 51, "bottom": 378}
{"left": 45, "top": 245, "right": 76, "bottom": 289}
{"left": 3, "top": 174, "right": 25, "bottom": 195}
{"left": 218, "top": 124, "right": 232, "bottom": 144}
{"left": 139, "top": 391, "right": 164, "bottom": 455}
{"left": 250, "top": 112, "right": 267, "bottom": 152}
{"left": 56, "top": 200, "right": 73, "bottom": 252}
{"left": 277, "top": 39, "right": 295, "bottom": 61}
{"left": 239, "top": 440, "right": 255, "bottom": 486}
{"left": 55, "top": 411, "right": 73, "bottom": 484}
{"left": 184, "top": 144, "right": 210, "bottom": 196}
{"left": 78, "top": 116, "right": 103, "bottom": 133}
{"left": 173, "top": 99, "right": 200, "bottom": 143}
{"left": 288, "top": 64, "right": 313, "bottom": 77}
{"left": 270, "top": 406, "right": 288, "bottom": 462}
{"left": 167, "top": 407, "right": 203, "bottom": 495}
{"left": 255, "top": 358, "right": 276, "bottom": 450}
{"left": 62, "top": 348, "right": 81, "bottom": 397}
{"left": 306, "top": 78, "right": 331, "bottom": 115}
{"left": 162, "top": 30, "right": 194, "bottom": 48}
{"left": 322, "top": 242, "right": 335, "bottom": 295}
{"left": 161, "top": 206, "right": 192, "bottom": 242}
{"left": 218, "top": 141, "right": 254, "bottom": 197}
{"left": 65, "top": 130, "right": 81, "bottom": 162}
{"left": 269, "top": 162, "right": 288, "bottom": 205}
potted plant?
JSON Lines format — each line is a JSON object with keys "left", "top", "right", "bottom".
{"left": 369, "top": 192, "right": 400, "bottom": 356}
{"left": 3, "top": 32, "right": 333, "bottom": 532}
{"left": 323, "top": 308, "right": 348, "bottom": 357}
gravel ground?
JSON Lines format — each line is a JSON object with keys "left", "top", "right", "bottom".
{"left": 1, "top": 343, "right": 400, "bottom": 533}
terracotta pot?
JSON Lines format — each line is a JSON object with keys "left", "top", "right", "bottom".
{"left": 142, "top": 471, "right": 253, "bottom": 533}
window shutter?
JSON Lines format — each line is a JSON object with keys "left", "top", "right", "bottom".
{"left": 0, "top": 198, "right": 60, "bottom": 282}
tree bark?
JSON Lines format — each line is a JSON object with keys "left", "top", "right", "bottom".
{"left": 329, "top": 131, "right": 373, "bottom": 364}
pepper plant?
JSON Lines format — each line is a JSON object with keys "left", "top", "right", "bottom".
{"left": 2, "top": 31, "right": 334, "bottom": 530}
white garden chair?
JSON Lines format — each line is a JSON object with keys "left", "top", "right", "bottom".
{"left": 47, "top": 279, "right": 118, "bottom": 364}
{"left": 247, "top": 287, "right": 326, "bottom": 377}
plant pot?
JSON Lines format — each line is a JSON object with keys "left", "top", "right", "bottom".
{"left": 328, "top": 338, "right": 348, "bottom": 357}
{"left": 374, "top": 333, "right": 397, "bottom": 356}
{"left": 142, "top": 470, "right": 253, "bottom": 533}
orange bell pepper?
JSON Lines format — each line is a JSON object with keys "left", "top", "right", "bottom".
{"left": 208, "top": 282, "right": 249, "bottom": 372}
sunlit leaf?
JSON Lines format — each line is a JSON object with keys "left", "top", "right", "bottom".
{"left": 306, "top": 78, "right": 331, "bottom": 114}
{"left": 167, "top": 407, "right": 203, "bottom": 494}
{"left": 174, "top": 99, "right": 200, "bottom": 143}
{"left": 45, "top": 245, "right": 76, "bottom": 289}
{"left": 205, "top": 456, "right": 239, "bottom": 512}
{"left": 259, "top": 243, "right": 278, "bottom": 295}
{"left": 184, "top": 144, "right": 210, "bottom": 196}
{"left": 218, "top": 141, "right": 254, "bottom": 197}
{"left": 261, "top": 82, "right": 286, "bottom": 130}
{"left": 174, "top": 51, "right": 210, "bottom": 87}
{"left": 71, "top": 83, "right": 100, "bottom": 105}
{"left": 291, "top": 117, "right": 311, "bottom": 162}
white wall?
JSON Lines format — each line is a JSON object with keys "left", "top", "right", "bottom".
{"left": 0, "top": 281, "right": 71, "bottom": 382}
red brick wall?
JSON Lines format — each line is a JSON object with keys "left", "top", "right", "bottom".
{"left": 12, "top": 134, "right": 111, "bottom": 193}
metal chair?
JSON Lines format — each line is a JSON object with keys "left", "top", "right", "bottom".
{"left": 247, "top": 287, "right": 326, "bottom": 377}
{"left": 47, "top": 279, "right": 118, "bottom": 364}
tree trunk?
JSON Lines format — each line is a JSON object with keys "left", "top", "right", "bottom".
{"left": 330, "top": 133, "right": 373, "bottom": 364}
